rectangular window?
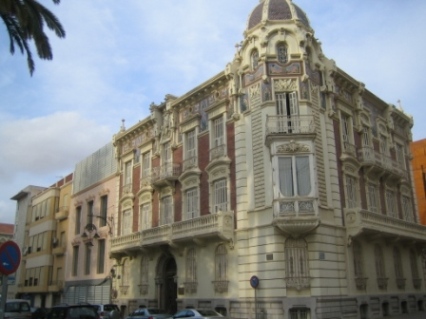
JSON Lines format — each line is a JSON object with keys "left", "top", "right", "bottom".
{"left": 85, "top": 245, "right": 91, "bottom": 275}
{"left": 213, "top": 179, "right": 227, "bottom": 213}
{"left": 275, "top": 92, "right": 300, "bottom": 133}
{"left": 142, "top": 152, "right": 151, "bottom": 178}
{"left": 186, "top": 188, "right": 199, "bottom": 220}
{"left": 396, "top": 143, "right": 406, "bottom": 168}
{"left": 186, "top": 130, "right": 197, "bottom": 160}
{"left": 278, "top": 156, "right": 311, "bottom": 197}
{"left": 100, "top": 195, "right": 108, "bottom": 227}
{"left": 160, "top": 196, "right": 173, "bottom": 225}
{"left": 72, "top": 246, "right": 79, "bottom": 276}
{"left": 122, "top": 209, "right": 132, "bottom": 235}
{"left": 362, "top": 127, "right": 370, "bottom": 147}
{"left": 367, "top": 184, "right": 379, "bottom": 213}
{"left": 345, "top": 175, "right": 357, "bottom": 209}
{"left": 341, "top": 114, "right": 351, "bottom": 143}
{"left": 386, "top": 190, "right": 397, "bottom": 218}
{"left": 124, "top": 161, "right": 132, "bottom": 185}
{"left": 402, "top": 196, "right": 413, "bottom": 222}
{"left": 75, "top": 206, "right": 81, "bottom": 235}
{"left": 97, "top": 240, "right": 105, "bottom": 274}
{"left": 212, "top": 117, "right": 224, "bottom": 147}
{"left": 380, "top": 134, "right": 388, "bottom": 155}
{"left": 140, "top": 203, "right": 151, "bottom": 230}
{"left": 87, "top": 200, "right": 94, "bottom": 225}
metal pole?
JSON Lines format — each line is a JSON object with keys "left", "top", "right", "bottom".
{"left": 254, "top": 288, "right": 258, "bottom": 319}
{"left": 0, "top": 274, "right": 8, "bottom": 319}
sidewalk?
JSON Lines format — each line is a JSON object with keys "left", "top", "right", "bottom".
{"left": 378, "top": 312, "right": 426, "bottom": 319}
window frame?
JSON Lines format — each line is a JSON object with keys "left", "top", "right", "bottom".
{"left": 276, "top": 42, "right": 288, "bottom": 64}
{"left": 185, "top": 187, "right": 199, "bottom": 220}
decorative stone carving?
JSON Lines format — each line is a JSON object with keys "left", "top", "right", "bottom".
{"left": 274, "top": 78, "right": 297, "bottom": 92}
{"left": 277, "top": 140, "right": 310, "bottom": 153}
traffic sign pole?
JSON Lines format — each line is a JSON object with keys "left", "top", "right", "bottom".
{"left": 0, "top": 274, "right": 8, "bottom": 319}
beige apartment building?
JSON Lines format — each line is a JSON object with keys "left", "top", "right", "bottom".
{"left": 13, "top": 175, "right": 73, "bottom": 307}
{"left": 110, "top": 1, "right": 426, "bottom": 319}
{"left": 64, "top": 142, "right": 118, "bottom": 304}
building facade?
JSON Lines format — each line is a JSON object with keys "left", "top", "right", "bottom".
{"left": 410, "top": 138, "right": 426, "bottom": 225}
{"left": 64, "top": 142, "right": 118, "bottom": 305}
{"left": 10, "top": 185, "right": 46, "bottom": 299}
{"left": 15, "top": 183, "right": 61, "bottom": 307}
{"left": 110, "top": 1, "right": 426, "bottom": 319}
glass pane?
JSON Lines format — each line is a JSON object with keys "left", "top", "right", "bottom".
{"left": 279, "top": 157, "right": 294, "bottom": 196}
{"left": 296, "top": 156, "right": 311, "bottom": 196}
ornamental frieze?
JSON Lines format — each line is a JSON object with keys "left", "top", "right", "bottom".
{"left": 121, "top": 128, "right": 154, "bottom": 155}
{"left": 243, "top": 64, "right": 265, "bottom": 87}
{"left": 277, "top": 141, "right": 310, "bottom": 153}
{"left": 274, "top": 78, "right": 297, "bottom": 92}
{"left": 268, "top": 62, "right": 302, "bottom": 75}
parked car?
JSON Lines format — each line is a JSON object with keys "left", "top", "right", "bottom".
{"left": 126, "top": 307, "right": 170, "bottom": 319}
{"left": 3, "top": 299, "right": 32, "bottom": 319}
{"left": 92, "top": 304, "right": 120, "bottom": 319}
{"left": 31, "top": 307, "right": 49, "bottom": 319}
{"left": 169, "top": 309, "right": 225, "bottom": 319}
{"left": 48, "top": 304, "right": 99, "bottom": 319}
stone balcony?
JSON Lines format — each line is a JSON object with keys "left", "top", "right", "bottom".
{"left": 151, "top": 163, "right": 181, "bottom": 187}
{"left": 266, "top": 115, "right": 315, "bottom": 138}
{"left": 110, "top": 213, "right": 235, "bottom": 255}
{"left": 55, "top": 206, "right": 69, "bottom": 221}
{"left": 110, "top": 232, "right": 143, "bottom": 258}
{"left": 48, "top": 280, "right": 64, "bottom": 292}
{"left": 52, "top": 245, "right": 66, "bottom": 256}
{"left": 273, "top": 197, "right": 320, "bottom": 237}
{"left": 345, "top": 209, "right": 426, "bottom": 243}
{"left": 358, "top": 147, "right": 408, "bottom": 180}
{"left": 172, "top": 211, "right": 234, "bottom": 245}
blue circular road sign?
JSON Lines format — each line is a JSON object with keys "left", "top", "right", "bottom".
{"left": 0, "top": 241, "right": 21, "bottom": 275}
{"left": 250, "top": 275, "right": 259, "bottom": 289}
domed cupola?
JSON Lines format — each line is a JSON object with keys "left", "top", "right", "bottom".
{"left": 247, "top": 0, "right": 311, "bottom": 31}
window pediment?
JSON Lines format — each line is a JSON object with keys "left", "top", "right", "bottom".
{"left": 276, "top": 141, "right": 310, "bottom": 154}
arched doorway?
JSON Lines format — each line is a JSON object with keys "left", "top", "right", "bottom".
{"left": 156, "top": 253, "right": 177, "bottom": 314}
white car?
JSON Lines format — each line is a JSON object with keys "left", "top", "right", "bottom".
{"left": 3, "top": 299, "right": 32, "bottom": 319}
{"left": 169, "top": 309, "right": 226, "bottom": 319}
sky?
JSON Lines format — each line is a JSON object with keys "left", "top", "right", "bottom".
{"left": 1, "top": 0, "right": 426, "bottom": 225}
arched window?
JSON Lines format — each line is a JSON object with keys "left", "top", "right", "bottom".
{"left": 139, "top": 256, "right": 149, "bottom": 295}
{"left": 353, "top": 240, "right": 367, "bottom": 289}
{"left": 215, "top": 244, "right": 227, "bottom": 281}
{"left": 122, "top": 259, "right": 130, "bottom": 286}
{"left": 285, "top": 238, "right": 310, "bottom": 289}
{"left": 185, "top": 248, "right": 197, "bottom": 293}
{"left": 276, "top": 43, "right": 288, "bottom": 64}
{"left": 374, "top": 244, "right": 387, "bottom": 289}
{"left": 393, "top": 246, "right": 405, "bottom": 289}
{"left": 409, "top": 249, "right": 421, "bottom": 289}
{"left": 251, "top": 49, "right": 259, "bottom": 70}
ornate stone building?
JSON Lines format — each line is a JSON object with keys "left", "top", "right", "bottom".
{"left": 110, "top": 1, "right": 425, "bottom": 319}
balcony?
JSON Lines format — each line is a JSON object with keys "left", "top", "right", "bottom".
{"left": 121, "top": 184, "right": 133, "bottom": 196}
{"left": 48, "top": 280, "right": 63, "bottom": 292}
{"left": 172, "top": 211, "right": 234, "bottom": 244}
{"left": 358, "top": 147, "right": 407, "bottom": 180}
{"left": 52, "top": 245, "right": 66, "bottom": 256}
{"left": 151, "top": 163, "right": 181, "bottom": 187}
{"left": 141, "top": 225, "right": 172, "bottom": 247}
{"left": 110, "top": 232, "right": 142, "bottom": 258}
{"left": 345, "top": 209, "right": 426, "bottom": 243}
{"left": 183, "top": 156, "right": 198, "bottom": 171}
{"left": 55, "top": 206, "right": 69, "bottom": 221}
{"left": 209, "top": 144, "right": 227, "bottom": 161}
{"left": 266, "top": 115, "right": 315, "bottom": 137}
{"left": 273, "top": 197, "right": 320, "bottom": 237}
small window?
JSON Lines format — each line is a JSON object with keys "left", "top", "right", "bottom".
{"left": 277, "top": 43, "right": 288, "bottom": 64}
{"left": 251, "top": 49, "right": 259, "bottom": 70}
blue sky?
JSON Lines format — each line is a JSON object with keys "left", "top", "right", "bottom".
{"left": 1, "top": 0, "right": 426, "bottom": 224}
